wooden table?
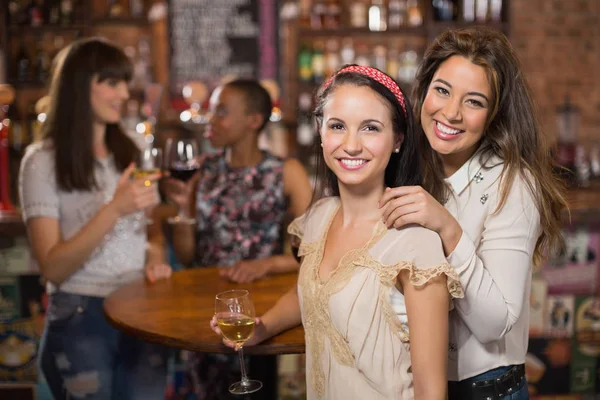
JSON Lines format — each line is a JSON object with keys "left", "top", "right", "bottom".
{"left": 103, "top": 268, "right": 305, "bottom": 355}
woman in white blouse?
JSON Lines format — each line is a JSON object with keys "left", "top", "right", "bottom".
{"left": 379, "top": 27, "right": 567, "bottom": 399}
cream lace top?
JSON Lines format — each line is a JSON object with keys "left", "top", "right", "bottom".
{"left": 288, "top": 197, "right": 464, "bottom": 400}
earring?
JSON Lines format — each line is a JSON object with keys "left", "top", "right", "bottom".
{"left": 393, "top": 148, "right": 400, "bottom": 153}
{"left": 321, "top": 143, "right": 324, "bottom": 148}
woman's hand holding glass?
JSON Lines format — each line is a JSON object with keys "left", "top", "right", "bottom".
{"left": 164, "top": 138, "right": 201, "bottom": 224}
{"left": 109, "top": 163, "right": 161, "bottom": 218}
{"left": 212, "top": 290, "right": 265, "bottom": 395}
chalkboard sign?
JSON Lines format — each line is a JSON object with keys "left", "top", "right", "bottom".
{"left": 168, "top": 0, "right": 278, "bottom": 97}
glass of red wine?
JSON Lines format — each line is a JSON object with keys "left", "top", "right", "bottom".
{"left": 165, "top": 138, "right": 200, "bottom": 225}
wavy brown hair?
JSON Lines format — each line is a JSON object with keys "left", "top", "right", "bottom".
{"left": 43, "top": 37, "right": 138, "bottom": 191}
{"left": 412, "top": 27, "right": 567, "bottom": 265}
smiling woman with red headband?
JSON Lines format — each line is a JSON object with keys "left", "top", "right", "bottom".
{"left": 210, "top": 64, "right": 464, "bottom": 400}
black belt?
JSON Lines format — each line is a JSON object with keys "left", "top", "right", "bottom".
{"left": 448, "top": 364, "right": 526, "bottom": 400}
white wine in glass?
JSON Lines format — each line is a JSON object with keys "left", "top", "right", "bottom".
{"left": 215, "top": 290, "right": 263, "bottom": 395}
{"left": 134, "top": 147, "right": 162, "bottom": 224}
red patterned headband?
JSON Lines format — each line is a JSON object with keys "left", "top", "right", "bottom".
{"left": 322, "top": 65, "right": 407, "bottom": 117}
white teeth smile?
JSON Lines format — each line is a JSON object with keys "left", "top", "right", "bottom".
{"left": 340, "top": 159, "right": 366, "bottom": 167}
{"left": 436, "top": 121, "right": 462, "bottom": 135}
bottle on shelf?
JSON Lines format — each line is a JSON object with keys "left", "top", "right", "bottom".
{"left": 489, "top": 0, "right": 503, "bottom": 22}
{"left": 324, "top": 0, "right": 341, "bottom": 29}
{"left": 324, "top": 39, "right": 341, "bottom": 78}
{"left": 15, "top": 42, "right": 32, "bottom": 83}
{"left": 407, "top": 0, "right": 423, "bottom": 26}
{"left": 432, "top": 0, "right": 455, "bottom": 22}
{"left": 311, "top": 41, "right": 326, "bottom": 85}
{"left": 34, "top": 40, "right": 52, "bottom": 84}
{"left": 107, "top": 0, "right": 124, "bottom": 18}
{"left": 48, "top": 0, "right": 61, "bottom": 24}
{"left": 60, "top": 0, "right": 73, "bottom": 26}
{"left": 462, "top": 0, "right": 476, "bottom": 22}
{"left": 368, "top": 0, "right": 387, "bottom": 31}
{"left": 398, "top": 49, "right": 419, "bottom": 85}
{"left": 386, "top": 44, "right": 400, "bottom": 79}
{"left": 388, "top": 0, "right": 407, "bottom": 29}
{"left": 311, "top": 0, "right": 327, "bottom": 29}
{"left": 340, "top": 38, "right": 356, "bottom": 66}
{"left": 475, "top": 0, "right": 489, "bottom": 22}
{"left": 354, "top": 42, "right": 371, "bottom": 67}
{"left": 298, "top": 44, "right": 313, "bottom": 83}
{"left": 130, "top": 0, "right": 144, "bottom": 18}
{"left": 28, "top": 0, "right": 45, "bottom": 27}
{"left": 349, "top": 0, "right": 368, "bottom": 29}
{"left": 298, "top": 0, "right": 312, "bottom": 26}
{"left": 372, "top": 45, "right": 387, "bottom": 72}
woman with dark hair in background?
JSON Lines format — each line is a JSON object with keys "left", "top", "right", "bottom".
{"left": 380, "top": 27, "right": 568, "bottom": 399}
{"left": 19, "top": 37, "right": 171, "bottom": 400}
{"left": 211, "top": 65, "right": 464, "bottom": 399}
{"left": 163, "top": 78, "right": 312, "bottom": 398}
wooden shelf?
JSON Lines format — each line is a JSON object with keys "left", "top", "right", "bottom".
{"left": 297, "top": 26, "right": 427, "bottom": 38}
{"left": 8, "top": 24, "right": 87, "bottom": 33}
{"left": 92, "top": 18, "right": 149, "bottom": 27}
{"left": 8, "top": 81, "right": 47, "bottom": 90}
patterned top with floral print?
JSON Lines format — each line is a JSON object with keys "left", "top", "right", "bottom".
{"left": 194, "top": 150, "right": 287, "bottom": 267}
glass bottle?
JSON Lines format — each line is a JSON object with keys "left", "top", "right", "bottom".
{"left": 368, "top": 0, "right": 387, "bottom": 32}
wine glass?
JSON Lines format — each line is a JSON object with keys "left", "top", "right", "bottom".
{"left": 165, "top": 138, "right": 200, "bottom": 224}
{"left": 134, "top": 147, "right": 162, "bottom": 224}
{"left": 215, "top": 290, "right": 263, "bottom": 395}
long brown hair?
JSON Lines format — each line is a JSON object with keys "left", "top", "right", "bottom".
{"left": 43, "top": 37, "right": 138, "bottom": 191}
{"left": 412, "top": 27, "right": 567, "bottom": 265}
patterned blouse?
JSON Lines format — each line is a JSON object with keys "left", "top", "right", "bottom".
{"left": 194, "top": 150, "right": 287, "bottom": 267}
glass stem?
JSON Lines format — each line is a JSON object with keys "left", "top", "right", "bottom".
{"left": 238, "top": 346, "right": 250, "bottom": 386}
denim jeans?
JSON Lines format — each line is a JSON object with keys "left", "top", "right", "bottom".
{"left": 449, "top": 365, "right": 529, "bottom": 400}
{"left": 39, "top": 292, "right": 169, "bottom": 400}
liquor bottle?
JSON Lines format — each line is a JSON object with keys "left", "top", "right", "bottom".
{"left": 298, "top": 45, "right": 313, "bottom": 83}
{"left": 298, "top": 0, "right": 312, "bottom": 26}
{"left": 349, "top": 0, "right": 367, "bottom": 28}
{"left": 462, "top": 0, "right": 475, "bottom": 22}
{"left": 130, "top": 0, "right": 144, "bottom": 18}
{"left": 368, "top": 0, "right": 387, "bottom": 31}
{"left": 34, "top": 41, "right": 52, "bottom": 83}
{"left": 8, "top": 1, "right": 21, "bottom": 25}
{"left": 107, "top": 0, "right": 124, "bottom": 18}
{"left": 386, "top": 44, "right": 400, "bottom": 79}
{"left": 489, "top": 0, "right": 503, "bottom": 22}
{"left": 340, "top": 38, "right": 355, "bottom": 66}
{"left": 311, "top": 0, "right": 327, "bottom": 29}
{"left": 311, "top": 41, "right": 326, "bottom": 85}
{"left": 323, "top": 0, "right": 341, "bottom": 29}
{"left": 407, "top": 0, "right": 423, "bottom": 26}
{"left": 388, "top": 0, "right": 407, "bottom": 29}
{"left": 60, "top": 0, "right": 73, "bottom": 26}
{"left": 30, "top": 0, "right": 44, "bottom": 26}
{"left": 372, "top": 45, "right": 387, "bottom": 72}
{"left": 475, "top": 0, "right": 488, "bottom": 22}
{"left": 15, "top": 43, "right": 32, "bottom": 83}
{"left": 324, "top": 40, "right": 340, "bottom": 78}
{"left": 48, "top": 0, "right": 61, "bottom": 24}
